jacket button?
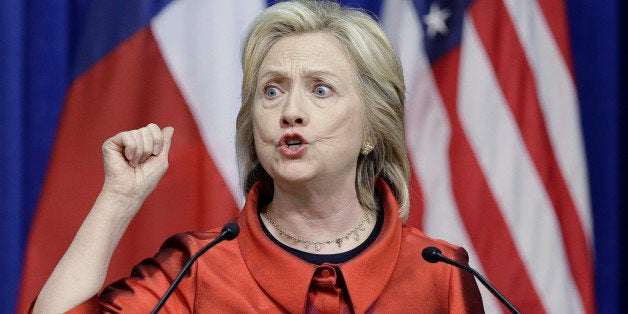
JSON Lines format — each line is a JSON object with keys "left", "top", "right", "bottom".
{"left": 321, "top": 269, "right": 331, "bottom": 278}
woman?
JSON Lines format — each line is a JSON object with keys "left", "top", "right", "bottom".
{"left": 33, "top": 0, "right": 483, "bottom": 312}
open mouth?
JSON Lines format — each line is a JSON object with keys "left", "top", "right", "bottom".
{"left": 279, "top": 133, "right": 308, "bottom": 156}
{"left": 285, "top": 137, "right": 302, "bottom": 149}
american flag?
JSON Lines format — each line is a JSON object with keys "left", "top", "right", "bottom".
{"left": 383, "top": 0, "right": 594, "bottom": 312}
{"left": 16, "top": 0, "right": 595, "bottom": 313}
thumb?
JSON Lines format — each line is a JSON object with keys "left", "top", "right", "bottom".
{"left": 159, "top": 126, "right": 175, "bottom": 158}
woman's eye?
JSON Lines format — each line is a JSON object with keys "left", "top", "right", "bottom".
{"left": 314, "top": 85, "right": 331, "bottom": 97}
{"left": 265, "top": 86, "right": 280, "bottom": 98}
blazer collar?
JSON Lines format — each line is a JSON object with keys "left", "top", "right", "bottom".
{"left": 237, "top": 180, "right": 402, "bottom": 313}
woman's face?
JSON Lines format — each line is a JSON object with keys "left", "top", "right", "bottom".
{"left": 253, "top": 32, "right": 365, "bottom": 188}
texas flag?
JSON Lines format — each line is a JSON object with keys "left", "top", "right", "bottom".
{"left": 17, "top": 0, "right": 264, "bottom": 311}
{"left": 12, "top": 0, "right": 602, "bottom": 313}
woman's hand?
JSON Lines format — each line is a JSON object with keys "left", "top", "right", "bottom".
{"left": 100, "top": 123, "right": 174, "bottom": 212}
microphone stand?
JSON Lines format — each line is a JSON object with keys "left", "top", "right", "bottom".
{"left": 422, "top": 247, "right": 520, "bottom": 314}
{"left": 151, "top": 222, "right": 239, "bottom": 313}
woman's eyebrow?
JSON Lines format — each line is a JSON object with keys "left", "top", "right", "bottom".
{"left": 302, "top": 69, "right": 342, "bottom": 81}
{"left": 258, "top": 70, "right": 288, "bottom": 82}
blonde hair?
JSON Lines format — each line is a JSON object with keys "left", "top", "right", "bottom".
{"left": 235, "top": 0, "right": 411, "bottom": 220}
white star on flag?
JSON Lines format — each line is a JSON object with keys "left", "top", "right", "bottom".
{"left": 423, "top": 2, "right": 451, "bottom": 38}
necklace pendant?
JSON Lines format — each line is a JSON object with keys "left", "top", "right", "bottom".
{"left": 336, "top": 238, "right": 343, "bottom": 247}
{"left": 314, "top": 243, "right": 321, "bottom": 251}
{"left": 352, "top": 230, "right": 360, "bottom": 241}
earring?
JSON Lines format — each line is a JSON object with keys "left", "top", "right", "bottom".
{"left": 361, "top": 141, "right": 374, "bottom": 155}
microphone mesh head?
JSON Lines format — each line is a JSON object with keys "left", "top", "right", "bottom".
{"left": 222, "top": 222, "right": 240, "bottom": 240}
{"left": 421, "top": 246, "right": 441, "bottom": 263}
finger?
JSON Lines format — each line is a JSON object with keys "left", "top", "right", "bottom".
{"left": 147, "top": 123, "right": 164, "bottom": 155}
{"left": 104, "top": 131, "right": 126, "bottom": 155}
{"left": 138, "top": 127, "right": 155, "bottom": 164}
{"left": 129, "top": 130, "right": 143, "bottom": 167}
{"left": 111, "top": 131, "right": 136, "bottom": 162}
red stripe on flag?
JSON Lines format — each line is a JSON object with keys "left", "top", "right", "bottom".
{"left": 17, "top": 27, "right": 238, "bottom": 312}
{"left": 536, "top": 0, "right": 575, "bottom": 76}
{"left": 470, "top": 1, "right": 595, "bottom": 312}
{"left": 431, "top": 48, "right": 546, "bottom": 312}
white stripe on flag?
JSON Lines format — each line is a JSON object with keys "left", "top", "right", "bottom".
{"left": 459, "top": 16, "right": 585, "bottom": 313}
{"left": 150, "top": 0, "right": 265, "bottom": 206}
{"left": 502, "top": 0, "right": 592, "bottom": 241}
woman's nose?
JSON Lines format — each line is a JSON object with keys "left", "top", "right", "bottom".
{"left": 281, "top": 116, "right": 304, "bottom": 126}
{"left": 280, "top": 92, "right": 308, "bottom": 127}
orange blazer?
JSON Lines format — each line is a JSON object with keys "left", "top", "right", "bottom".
{"left": 61, "top": 181, "right": 484, "bottom": 313}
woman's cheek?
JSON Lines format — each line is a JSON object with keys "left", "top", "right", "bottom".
{"left": 253, "top": 119, "right": 273, "bottom": 144}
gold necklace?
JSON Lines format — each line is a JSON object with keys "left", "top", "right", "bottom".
{"left": 263, "top": 203, "right": 373, "bottom": 252}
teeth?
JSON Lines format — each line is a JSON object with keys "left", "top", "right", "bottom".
{"left": 286, "top": 138, "right": 301, "bottom": 145}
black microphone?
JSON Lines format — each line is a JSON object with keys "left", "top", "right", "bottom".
{"left": 421, "top": 246, "right": 520, "bottom": 314}
{"left": 151, "top": 222, "right": 240, "bottom": 313}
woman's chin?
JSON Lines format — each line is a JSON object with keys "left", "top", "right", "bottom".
{"left": 272, "top": 172, "right": 315, "bottom": 185}
{"left": 266, "top": 160, "right": 317, "bottom": 182}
